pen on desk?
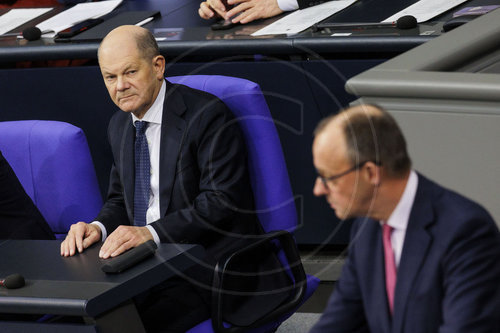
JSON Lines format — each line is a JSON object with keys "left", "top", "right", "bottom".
{"left": 318, "top": 22, "right": 399, "bottom": 29}
{"left": 312, "top": 15, "right": 417, "bottom": 32}
{"left": 136, "top": 17, "right": 154, "bottom": 27}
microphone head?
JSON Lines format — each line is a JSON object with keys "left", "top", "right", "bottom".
{"left": 3, "top": 273, "right": 25, "bottom": 289}
{"left": 22, "top": 27, "right": 42, "bottom": 41}
{"left": 396, "top": 15, "right": 417, "bottom": 29}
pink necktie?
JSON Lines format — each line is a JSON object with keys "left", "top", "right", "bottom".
{"left": 383, "top": 224, "right": 397, "bottom": 315}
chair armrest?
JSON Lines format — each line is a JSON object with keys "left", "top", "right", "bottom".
{"left": 211, "top": 230, "right": 307, "bottom": 333}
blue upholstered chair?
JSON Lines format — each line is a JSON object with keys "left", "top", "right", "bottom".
{"left": 0, "top": 120, "right": 103, "bottom": 239}
{"left": 168, "top": 75, "right": 321, "bottom": 332}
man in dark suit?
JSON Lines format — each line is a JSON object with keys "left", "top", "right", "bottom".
{"left": 310, "top": 104, "right": 500, "bottom": 332}
{"left": 0, "top": 151, "right": 54, "bottom": 240}
{"left": 61, "top": 25, "right": 287, "bottom": 332}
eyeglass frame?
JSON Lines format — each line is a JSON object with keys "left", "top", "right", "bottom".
{"left": 316, "top": 160, "right": 381, "bottom": 188}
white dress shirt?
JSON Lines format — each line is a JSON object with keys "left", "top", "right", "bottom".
{"left": 381, "top": 170, "right": 418, "bottom": 267}
{"left": 277, "top": 0, "right": 299, "bottom": 11}
{"left": 93, "top": 81, "right": 166, "bottom": 245}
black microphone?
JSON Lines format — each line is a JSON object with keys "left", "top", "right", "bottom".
{"left": 0, "top": 273, "right": 25, "bottom": 289}
{"left": 313, "top": 15, "right": 418, "bottom": 32}
{"left": 22, "top": 27, "right": 42, "bottom": 41}
{"left": 1, "top": 27, "right": 45, "bottom": 41}
{"left": 395, "top": 15, "right": 418, "bottom": 29}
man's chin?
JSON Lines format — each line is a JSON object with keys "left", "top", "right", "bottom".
{"left": 329, "top": 203, "right": 343, "bottom": 217}
{"left": 118, "top": 105, "right": 139, "bottom": 115}
{"left": 333, "top": 208, "right": 352, "bottom": 221}
{"left": 117, "top": 98, "right": 137, "bottom": 111}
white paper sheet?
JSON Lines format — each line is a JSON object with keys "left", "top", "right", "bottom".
{"left": 0, "top": 8, "right": 53, "bottom": 35}
{"left": 37, "top": 0, "right": 123, "bottom": 37}
{"left": 252, "top": 0, "right": 357, "bottom": 36}
{"left": 383, "top": 0, "right": 469, "bottom": 23}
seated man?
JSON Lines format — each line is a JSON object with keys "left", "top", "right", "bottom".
{"left": 199, "top": 0, "right": 329, "bottom": 25}
{"left": 310, "top": 104, "right": 500, "bottom": 332}
{"left": 61, "top": 25, "right": 288, "bottom": 332}
{"left": 0, "top": 151, "right": 54, "bottom": 240}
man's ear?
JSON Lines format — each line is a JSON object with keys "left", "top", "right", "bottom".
{"left": 364, "top": 161, "right": 382, "bottom": 186}
{"left": 153, "top": 55, "right": 166, "bottom": 80}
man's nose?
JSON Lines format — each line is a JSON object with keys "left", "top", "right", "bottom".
{"left": 116, "top": 76, "right": 129, "bottom": 91}
{"left": 313, "top": 177, "right": 328, "bottom": 197}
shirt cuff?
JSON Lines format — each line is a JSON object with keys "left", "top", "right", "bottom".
{"left": 146, "top": 225, "right": 161, "bottom": 246}
{"left": 277, "top": 0, "right": 299, "bottom": 11}
{"left": 91, "top": 221, "right": 107, "bottom": 242}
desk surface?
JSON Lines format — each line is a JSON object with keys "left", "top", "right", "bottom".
{"left": 0, "top": 240, "right": 203, "bottom": 317}
{"left": 0, "top": 0, "right": 494, "bottom": 62}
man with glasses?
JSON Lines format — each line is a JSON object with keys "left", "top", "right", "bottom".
{"left": 310, "top": 104, "right": 500, "bottom": 332}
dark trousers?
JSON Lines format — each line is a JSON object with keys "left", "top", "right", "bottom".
{"left": 135, "top": 277, "right": 210, "bottom": 333}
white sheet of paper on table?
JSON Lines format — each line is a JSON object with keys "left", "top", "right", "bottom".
{"left": 252, "top": 0, "right": 357, "bottom": 36}
{"left": 383, "top": 0, "right": 469, "bottom": 23}
{"left": 37, "top": 0, "right": 123, "bottom": 37}
{"left": 0, "top": 8, "right": 53, "bottom": 35}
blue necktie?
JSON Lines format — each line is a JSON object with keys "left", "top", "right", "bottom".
{"left": 134, "top": 121, "right": 150, "bottom": 227}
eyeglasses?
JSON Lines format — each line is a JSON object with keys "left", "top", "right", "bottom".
{"left": 317, "top": 161, "right": 369, "bottom": 188}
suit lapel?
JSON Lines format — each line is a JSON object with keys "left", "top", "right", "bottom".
{"left": 119, "top": 117, "right": 135, "bottom": 221}
{"left": 159, "top": 82, "right": 187, "bottom": 217}
{"left": 392, "top": 174, "right": 435, "bottom": 332}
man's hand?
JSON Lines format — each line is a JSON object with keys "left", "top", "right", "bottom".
{"left": 199, "top": 0, "right": 229, "bottom": 20}
{"left": 99, "top": 226, "right": 153, "bottom": 259}
{"left": 60, "top": 222, "right": 101, "bottom": 257}
{"left": 225, "top": 0, "right": 283, "bottom": 24}
{"left": 199, "top": 0, "right": 283, "bottom": 24}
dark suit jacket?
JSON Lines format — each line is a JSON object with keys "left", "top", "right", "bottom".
{"left": 311, "top": 173, "right": 500, "bottom": 333}
{"left": 96, "top": 80, "right": 289, "bottom": 324}
{"left": 0, "top": 151, "right": 54, "bottom": 240}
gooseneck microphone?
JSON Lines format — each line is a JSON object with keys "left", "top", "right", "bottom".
{"left": 313, "top": 15, "right": 418, "bottom": 32}
{"left": 0, "top": 273, "right": 25, "bottom": 289}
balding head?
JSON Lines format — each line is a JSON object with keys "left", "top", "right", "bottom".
{"left": 98, "top": 25, "right": 160, "bottom": 64}
{"left": 314, "top": 104, "right": 411, "bottom": 178}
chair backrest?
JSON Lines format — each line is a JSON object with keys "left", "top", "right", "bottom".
{"left": 0, "top": 120, "right": 103, "bottom": 238}
{"left": 174, "top": 76, "right": 320, "bottom": 333}
{"left": 168, "top": 75, "right": 297, "bottom": 233}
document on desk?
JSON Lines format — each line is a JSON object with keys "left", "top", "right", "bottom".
{"left": 382, "top": 0, "right": 469, "bottom": 23}
{"left": 0, "top": 8, "right": 52, "bottom": 35}
{"left": 252, "top": 0, "right": 357, "bottom": 36}
{"left": 37, "top": 0, "right": 123, "bottom": 37}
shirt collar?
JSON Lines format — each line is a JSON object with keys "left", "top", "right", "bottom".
{"left": 384, "top": 170, "right": 418, "bottom": 232}
{"left": 131, "top": 80, "right": 165, "bottom": 126}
